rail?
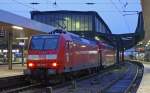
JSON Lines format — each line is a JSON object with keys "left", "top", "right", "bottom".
{"left": 2, "top": 83, "right": 41, "bottom": 93}
{"left": 1, "top": 62, "right": 143, "bottom": 93}
{"left": 124, "top": 61, "right": 144, "bottom": 93}
{"left": 99, "top": 61, "right": 143, "bottom": 93}
{"left": 2, "top": 64, "right": 123, "bottom": 93}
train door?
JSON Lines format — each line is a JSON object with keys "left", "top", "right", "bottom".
{"left": 98, "top": 49, "right": 103, "bottom": 69}
{"left": 65, "top": 41, "right": 73, "bottom": 72}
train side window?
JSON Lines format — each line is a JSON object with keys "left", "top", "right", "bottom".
{"left": 65, "top": 41, "right": 70, "bottom": 49}
{"left": 65, "top": 41, "right": 73, "bottom": 49}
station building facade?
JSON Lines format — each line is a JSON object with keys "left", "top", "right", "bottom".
{"left": 31, "top": 11, "right": 112, "bottom": 40}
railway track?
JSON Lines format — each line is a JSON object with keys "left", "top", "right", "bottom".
{"left": 1, "top": 83, "right": 42, "bottom": 93}
{"left": 0, "top": 75, "right": 30, "bottom": 92}
{"left": 47, "top": 61, "right": 143, "bottom": 93}
{"left": 1, "top": 61, "right": 143, "bottom": 93}
{"left": 1, "top": 64, "right": 123, "bottom": 93}
{"left": 16, "top": 63, "right": 128, "bottom": 93}
{"left": 103, "top": 61, "right": 144, "bottom": 93}
{"left": 125, "top": 61, "right": 144, "bottom": 93}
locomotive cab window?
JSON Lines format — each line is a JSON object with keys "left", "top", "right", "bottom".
{"left": 30, "top": 35, "right": 59, "bottom": 50}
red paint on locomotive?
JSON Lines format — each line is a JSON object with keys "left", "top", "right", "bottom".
{"left": 24, "top": 30, "right": 115, "bottom": 78}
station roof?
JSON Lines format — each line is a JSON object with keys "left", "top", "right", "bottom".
{"left": 0, "top": 9, "right": 55, "bottom": 33}
{"left": 109, "top": 12, "right": 144, "bottom": 50}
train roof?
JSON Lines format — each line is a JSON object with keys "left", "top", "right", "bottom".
{"left": 31, "top": 29, "right": 97, "bottom": 46}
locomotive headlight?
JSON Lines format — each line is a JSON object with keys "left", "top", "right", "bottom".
{"left": 28, "top": 62, "right": 34, "bottom": 68}
{"left": 52, "top": 62, "right": 57, "bottom": 67}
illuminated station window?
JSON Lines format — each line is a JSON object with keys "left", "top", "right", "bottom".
{"left": 31, "top": 11, "right": 111, "bottom": 34}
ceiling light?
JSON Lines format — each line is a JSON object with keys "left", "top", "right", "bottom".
{"left": 16, "top": 37, "right": 28, "bottom": 40}
{"left": 12, "top": 26, "right": 23, "bottom": 30}
{"left": 95, "top": 36, "right": 100, "bottom": 41}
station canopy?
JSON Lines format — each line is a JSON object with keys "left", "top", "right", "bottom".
{"left": 0, "top": 9, "right": 55, "bottom": 49}
{"left": 107, "top": 12, "right": 144, "bottom": 50}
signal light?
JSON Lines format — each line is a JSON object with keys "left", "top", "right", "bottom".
{"left": 28, "top": 62, "right": 34, "bottom": 68}
{"left": 52, "top": 62, "right": 57, "bottom": 67}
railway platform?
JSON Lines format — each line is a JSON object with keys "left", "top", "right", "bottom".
{"left": 137, "top": 62, "right": 150, "bottom": 93}
{"left": 0, "top": 64, "right": 26, "bottom": 78}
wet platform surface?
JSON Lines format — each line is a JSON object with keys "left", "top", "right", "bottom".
{"left": 137, "top": 62, "right": 150, "bottom": 93}
{"left": 0, "top": 64, "right": 26, "bottom": 78}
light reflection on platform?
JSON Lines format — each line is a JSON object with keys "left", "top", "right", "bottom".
{"left": 137, "top": 63, "right": 150, "bottom": 93}
{"left": 0, "top": 64, "right": 26, "bottom": 78}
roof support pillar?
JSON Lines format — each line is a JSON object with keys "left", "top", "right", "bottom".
{"left": 116, "top": 47, "right": 120, "bottom": 64}
{"left": 8, "top": 31, "right": 13, "bottom": 70}
{"left": 121, "top": 49, "right": 124, "bottom": 62}
{"left": 115, "top": 37, "right": 120, "bottom": 64}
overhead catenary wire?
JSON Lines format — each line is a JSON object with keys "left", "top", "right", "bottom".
{"left": 109, "top": 0, "right": 133, "bottom": 33}
{"left": 30, "top": 0, "right": 40, "bottom": 10}
{"left": 0, "top": 0, "right": 141, "bottom": 12}
{"left": 118, "top": 0, "right": 128, "bottom": 11}
{"left": 7, "top": 0, "right": 140, "bottom": 14}
{"left": 4, "top": 10, "right": 139, "bottom": 13}
{"left": 5, "top": 0, "right": 139, "bottom": 13}
{"left": 0, "top": 1, "right": 140, "bottom": 5}
{"left": 11, "top": 0, "right": 39, "bottom": 11}
{"left": 1, "top": 0, "right": 140, "bottom": 31}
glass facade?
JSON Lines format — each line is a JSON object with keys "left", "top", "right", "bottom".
{"left": 33, "top": 14, "right": 93, "bottom": 32}
{"left": 31, "top": 11, "right": 112, "bottom": 35}
{"left": 95, "top": 17, "right": 110, "bottom": 34}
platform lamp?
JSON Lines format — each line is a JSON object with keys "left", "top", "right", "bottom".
{"left": 16, "top": 37, "right": 28, "bottom": 67}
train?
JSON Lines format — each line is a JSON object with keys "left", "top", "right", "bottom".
{"left": 24, "top": 29, "right": 115, "bottom": 80}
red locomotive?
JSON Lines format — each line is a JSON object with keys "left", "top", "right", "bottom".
{"left": 24, "top": 29, "right": 115, "bottom": 79}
